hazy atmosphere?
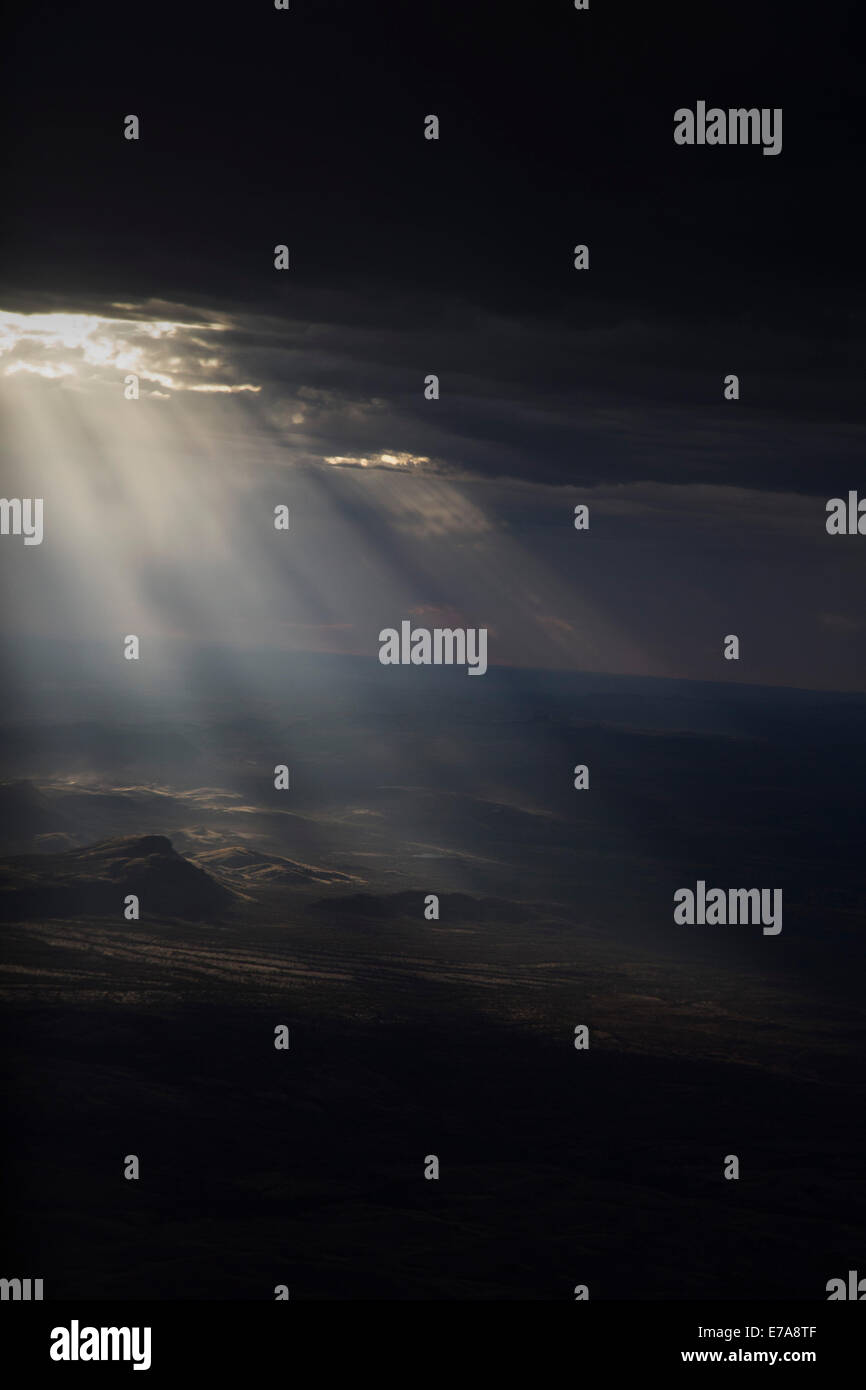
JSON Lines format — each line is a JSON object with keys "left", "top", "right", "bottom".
{"left": 1, "top": 0, "right": 864, "bottom": 1304}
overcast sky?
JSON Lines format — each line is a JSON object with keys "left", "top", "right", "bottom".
{"left": 2, "top": 0, "right": 864, "bottom": 689}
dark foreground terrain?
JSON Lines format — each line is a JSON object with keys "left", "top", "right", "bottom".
{"left": 1, "top": 658, "right": 864, "bottom": 1298}
{"left": 2, "top": 902, "right": 864, "bottom": 1300}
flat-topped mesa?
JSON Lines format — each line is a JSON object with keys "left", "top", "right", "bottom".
{"left": 0, "top": 835, "right": 235, "bottom": 922}
{"left": 93, "top": 834, "right": 174, "bottom": 858}
{"left": 125, "top": 835, "right": 174, "bottom": 857}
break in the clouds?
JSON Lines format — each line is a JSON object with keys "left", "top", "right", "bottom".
{"left": 324, "top": 452, "right": 434, "bottom": 472}
{"left": 1, "top": 294, "right": 864, "bottom": 691}
{"left": 0, "top": 307, "right": 260, "bottom": 396}
{"left": 3, "top": 294, "right": 865, "bottom": 498}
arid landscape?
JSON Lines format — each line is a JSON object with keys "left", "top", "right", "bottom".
{"left": 1, "top": 654, "right": 864, "bottom": 1298}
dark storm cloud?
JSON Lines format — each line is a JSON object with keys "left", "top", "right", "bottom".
{"left": 14, "top": 289, "right": 857, "bottom": 497}
{"left": 3, "top": 0, "right": 863, "bottom": 354}
{"left": 3, "top": 0, "right": 863, "bottom": 502}
{"left": 4, "top": 291, "right": 864, "bottom": 504}
{"left": 2, "top": 0, "right": 864, "bottom": 688}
